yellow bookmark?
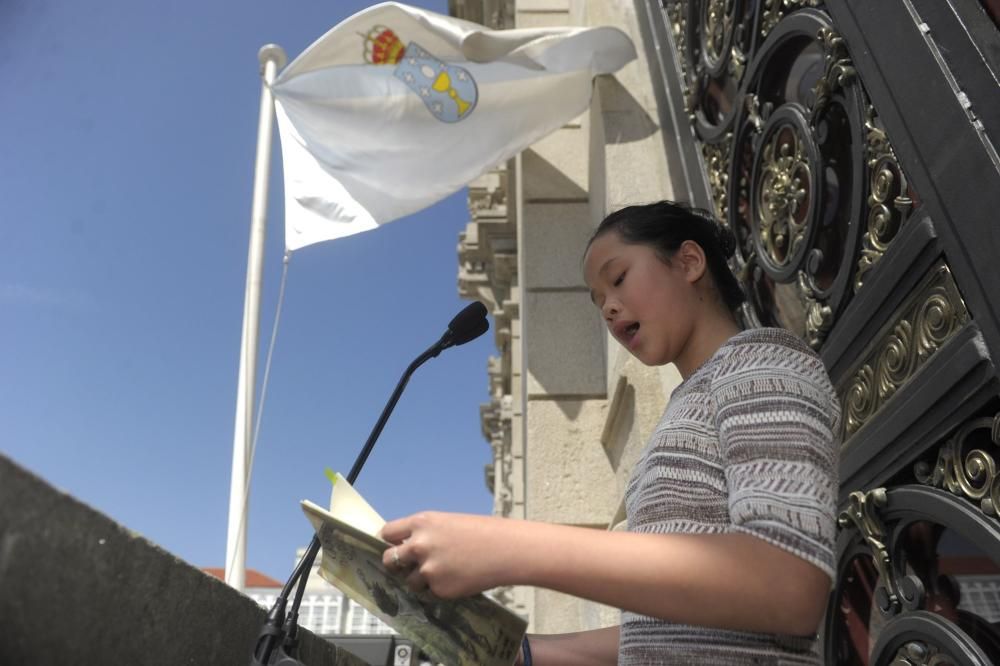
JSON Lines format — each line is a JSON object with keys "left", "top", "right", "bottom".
{"left": 324, "top": 467, "right": 338, "bottom": 487}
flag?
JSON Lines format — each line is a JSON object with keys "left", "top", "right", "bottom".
{"left": 271, "top": 1, "right": 635, "bottom": 251}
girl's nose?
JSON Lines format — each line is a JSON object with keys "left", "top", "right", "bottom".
{"left": 602, "top": 299, "right": 620, "bottom": 321}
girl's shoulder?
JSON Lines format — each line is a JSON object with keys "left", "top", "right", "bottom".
{"left": 711, "top": 327, "right": 832, "bottom": 387}
{"left": 724, "top": 326, "right": 815, "bottom": 356}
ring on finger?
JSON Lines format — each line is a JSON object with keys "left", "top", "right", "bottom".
{"left": 391, "top": 547, "right": 402, "bottom": 568}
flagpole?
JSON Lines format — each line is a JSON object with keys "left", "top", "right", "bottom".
{"left": 225, "top": 43, "right": 287, "bottom": 591}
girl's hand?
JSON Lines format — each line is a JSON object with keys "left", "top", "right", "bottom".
{"left": 379, "top": 512, "right": 516, "bottom": 598}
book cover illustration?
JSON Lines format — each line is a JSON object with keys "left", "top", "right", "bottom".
{"left": 301, "top": 476, "right": 526, "bottom": 666}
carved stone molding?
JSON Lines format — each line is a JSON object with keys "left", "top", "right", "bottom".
{"left": 457, "top": 165, "right": 518, "bottom": 515}
{"left": 459, "top": 168, "right": 516, "bottom": 313}
{"left": 840, "top": 262, "right": 969, "bottom": 438}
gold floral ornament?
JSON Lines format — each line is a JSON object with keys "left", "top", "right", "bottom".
{"left": 757, "top": 126, "right": 811, "bottom": 269}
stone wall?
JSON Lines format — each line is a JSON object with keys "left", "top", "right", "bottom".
{"left": 0, "top": 453, "right": 364, "bottom": 666}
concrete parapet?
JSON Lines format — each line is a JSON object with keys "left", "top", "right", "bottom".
{"left": 0, "top": 453, "right": 365, "bottom": 666}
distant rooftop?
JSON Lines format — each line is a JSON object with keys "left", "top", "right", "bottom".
{"left": 202, "top": 567, "right": 282, "bottom": 588}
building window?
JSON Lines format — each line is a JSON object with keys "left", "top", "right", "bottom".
{"left": 346, "top": 600, "right": 395, "bottom": 635}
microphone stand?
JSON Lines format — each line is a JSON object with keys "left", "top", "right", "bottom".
{"left": 251, "top": 331, "right": 461, "bottom": 666}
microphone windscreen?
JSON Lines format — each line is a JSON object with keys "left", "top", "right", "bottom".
{"left": 448, "top": 301, "right": 489, "bottom": 346}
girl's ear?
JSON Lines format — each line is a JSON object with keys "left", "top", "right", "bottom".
{"left": 676, "top": 240, "right": 707, "bottom": 283}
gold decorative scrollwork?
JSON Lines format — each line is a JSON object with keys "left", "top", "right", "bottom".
{"left": 841, "top": 263, "right": 969, "bottom": 438}
{"left": 856, "top": 106, "right": 913, "bottom": 292}
{"left": 667, "top": 1, "right": 699, "bottom": 121}
{"left": 875, "top": 320, "right": 912, "bottom": 404}
{"left": 760, "top": 0, "right": 821, "bottom": 40}
{"left": 798, "top": 270, "right": 833, "bottom": 349}
{"left": 703, "top": 134, "right": 732, "bottom": 222}
{"left": 729, "top": 45, "right": 747, "bottom": 83}
{"left": 703, "top": 0, "right": 731, "bottom": 66}
{"left": 839, "top": 488, "right": 905, "bottom": 614}
{"left": 811, "top": 27, "right": 856, "bottom": 121}
{"left": 891, "top": 641, "right": 952, "bottom": 666}
{"left": 757, "top": 126, "right": 811, "bottom": 268}
{"left": 915, "top": 414, "right": 1000, "bottom": 517}
{"left": 744, "top": 93, "right": 766, "bottom": 133}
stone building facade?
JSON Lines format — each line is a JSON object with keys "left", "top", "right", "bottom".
{"left": 451, "top": 0, "right": 684, "bottom": 634}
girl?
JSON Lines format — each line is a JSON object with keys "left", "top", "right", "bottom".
{"left": 380, "top": 201, "right": 841, "bottom": 665}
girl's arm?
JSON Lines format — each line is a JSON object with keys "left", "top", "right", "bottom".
{"left": 380, "top": 512, "right": 830, "bottom": 637}
{"left": 515, "top": 626, "right": 620, "bottom": 666}
{"left": 381, "top": 337, "right": 839, "bottom": 639}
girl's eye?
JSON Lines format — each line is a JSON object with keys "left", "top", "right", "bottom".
{"left": 613, "top": 272, "right": 626, "bottom": 287}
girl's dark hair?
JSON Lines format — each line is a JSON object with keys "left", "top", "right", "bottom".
{"left": 587, "top": 200, "right": 746, "bottom": 313}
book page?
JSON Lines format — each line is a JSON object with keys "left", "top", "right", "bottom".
{"left": 327, "top": 471, "right": 385, "bottom": 537}
{"left": 302, "top": 499, "right": 525, "bottom": 666}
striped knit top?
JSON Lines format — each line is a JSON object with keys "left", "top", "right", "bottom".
{"left": 619, "top": 327, "right": 840, "bottom": 665}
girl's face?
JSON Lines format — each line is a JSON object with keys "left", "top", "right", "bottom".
{"left": 584, "top": 231, "right": 704, "bottom": 367}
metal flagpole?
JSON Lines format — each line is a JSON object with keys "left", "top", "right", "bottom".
{"left": 225, "top": 43, "right": 287, "bottom": 591}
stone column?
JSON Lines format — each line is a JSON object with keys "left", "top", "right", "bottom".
{"left": 513, "top": 0, "right": 622, "bottom": 635}
{"left": 452, "top": 0, "right": 689, "bottom": 637}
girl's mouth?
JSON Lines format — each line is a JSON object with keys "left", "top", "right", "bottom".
{"left": 624, "top": 322, "right": 640, "bottom": 346}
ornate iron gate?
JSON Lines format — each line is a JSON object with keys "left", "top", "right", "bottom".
{"left": 636, "top": 1, "right": 1000, "bottom": 662}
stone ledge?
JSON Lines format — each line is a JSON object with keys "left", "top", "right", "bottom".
{"left": 0, "top": 453, "right": 365, "bottom": 666}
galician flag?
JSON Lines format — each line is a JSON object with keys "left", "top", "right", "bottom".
{"left": 271, "top": 2, "right": 635, "bottom": 251}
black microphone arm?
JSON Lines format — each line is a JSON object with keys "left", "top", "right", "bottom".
{"left": 250, "top": 301, "right": 490, "bottom": 666}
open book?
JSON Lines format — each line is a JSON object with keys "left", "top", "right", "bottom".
{"left": 301, "top": 474, "right": 527, "bottom": 666}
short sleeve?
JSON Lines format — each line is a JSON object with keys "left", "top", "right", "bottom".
{"left": 711, "top": 332, "right": 841, "bottom": 578}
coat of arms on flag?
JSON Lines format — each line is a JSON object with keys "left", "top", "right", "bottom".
{"left": 271, "top": 1, "right": 636, "bottom": 251}
{"left": 363, "top": 25, "right": 477, "bottom": 123}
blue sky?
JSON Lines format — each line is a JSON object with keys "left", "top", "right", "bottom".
{"left": 0, "top": 0, "right": 497, "bottom": 581}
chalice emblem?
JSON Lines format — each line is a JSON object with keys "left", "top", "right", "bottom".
{"left": 363, "top": 26, "right": 478, "bottom": 123}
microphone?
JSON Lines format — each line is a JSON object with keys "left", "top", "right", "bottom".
{"left": 250, "top": 302, "right": 490, "bottom": 665}
{"left": 439, "top": 301, "right": 490, "bottom": 350}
